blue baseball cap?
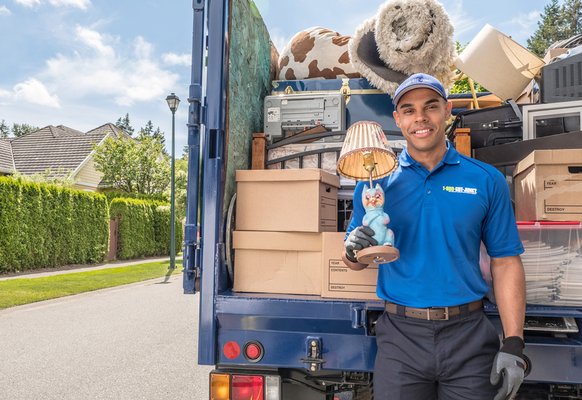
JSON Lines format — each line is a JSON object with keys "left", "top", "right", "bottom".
{"left": 392, "top": 73, "right": 447, "bottom": 107}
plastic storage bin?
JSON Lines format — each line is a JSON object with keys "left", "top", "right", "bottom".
{"left": 518, "top": 222, "right": 582, "bottom": 306}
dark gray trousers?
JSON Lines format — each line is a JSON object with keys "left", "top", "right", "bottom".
{"left": 373, "top": 310, "right": 500, "bottom": 400}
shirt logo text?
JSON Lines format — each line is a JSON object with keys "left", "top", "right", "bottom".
{"left": 442, "top": 185, "right": 478, "bottom": 195}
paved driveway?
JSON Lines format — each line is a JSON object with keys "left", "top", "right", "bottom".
{"left": 0, "top": 275, "right": 212, "bottom": 400}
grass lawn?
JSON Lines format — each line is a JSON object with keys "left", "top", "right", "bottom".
{"left": 0, "top": 260, "right": 181, "bottom": 310}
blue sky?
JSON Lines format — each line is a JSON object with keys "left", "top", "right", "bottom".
{"left": 0, "top": 0, "right": 551, "bottom": 153}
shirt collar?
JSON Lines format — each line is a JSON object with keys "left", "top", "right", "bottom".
{"left": 398, "top": 141, "right": 461, "bottom": 167}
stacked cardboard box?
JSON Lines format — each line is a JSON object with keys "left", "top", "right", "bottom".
{"left": 513, "top": 149, "right": 582, "bottom": 306}
{"left": 233, "top": 168, "right": 336, "bottom": 295}
{"left": 233, "top": 168, "right": 380, "bottom": 300}
{"left": 514, "top": 149, "right": 582, "bottom": 221}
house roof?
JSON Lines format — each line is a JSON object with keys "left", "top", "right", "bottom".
{"left": 0, "top": 139, "right": 15, "bottom": 174}
{"left": 9, "top": 124, "right": 123, "bottom": 177}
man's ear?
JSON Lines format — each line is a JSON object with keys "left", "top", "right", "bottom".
{"left": 445, "top": 100, "right": 453, "bottom": 118}
{"left": 393, "top": 110, "right": 400, "bottom": 127}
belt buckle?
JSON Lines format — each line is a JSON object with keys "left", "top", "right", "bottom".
{"left": 428, "top": 307, "right": 449, "bottom": 321}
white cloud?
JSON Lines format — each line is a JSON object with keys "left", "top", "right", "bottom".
{"left": 270, "top": 34, "right": 289, "bottom": 55}
{"left": 0, "top": 5, "right": 11, "bottom": 15}
{"left": 14, "top": 0, "right": 90, "bottom": 9}
{"left": 41, "top": 25, "right": 179, "bottom": 107}
{"left": 134, "top": 36, "right": 153, "bottom": 59}
{"left": 14, "top": 0, "right": 41, "bottom": 7}
{"left": 505, "top": 10, "right": 540, "bottom": 43}
{"left": 75, "top": 25, "right": 114, "bottom": 57}
{"left": 0, "top": 88, "right": 12, "bottom": 99}
{"left": 444, "top": 0, "right": 483, "bottom": 40}
{"left": 162, "top": 52, "right": 190, "bottom": 66}
{"left": 48, "top": 0, "right": 90, "bottom": 9}
{"left": 13, "top": 78, "right": 61, "bottom": 108}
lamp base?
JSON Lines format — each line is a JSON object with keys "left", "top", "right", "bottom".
{"left": 357, "top": 245, "right": 400, "bottom": 265}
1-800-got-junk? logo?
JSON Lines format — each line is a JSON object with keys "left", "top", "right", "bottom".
{"left": 442, "top": 186, "right": 478, "bottom": 195}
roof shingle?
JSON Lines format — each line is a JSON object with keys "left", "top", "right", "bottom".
{"left": 8, "top": 124, "right": 122, "bottom": 177}
{"left": 0, "top": 139, "right": 15, "bottom": 174}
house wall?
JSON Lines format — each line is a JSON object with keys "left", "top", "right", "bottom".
{"left": 72, "top": 157, "right": 103, "bottom": 191}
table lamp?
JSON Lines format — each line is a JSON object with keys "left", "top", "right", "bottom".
{"left": 337, "top": 121, "right": 400, "bottom": 264}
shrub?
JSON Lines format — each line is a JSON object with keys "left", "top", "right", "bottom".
{"left": 0, "top": 177, "right": 109, "bottom": 273}
{"left": 103, "top": 190, "right": 168, "bottom": 204}
{"left": 109, "top": 198, "right": 182, "bottom": 260}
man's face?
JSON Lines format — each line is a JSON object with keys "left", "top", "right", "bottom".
{"left": 393, "top": 88, "right": 452, "bottom": 156}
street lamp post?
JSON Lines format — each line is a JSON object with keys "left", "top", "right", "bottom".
{"left": 165, "top": 92, "right": 180, "bottom": 270}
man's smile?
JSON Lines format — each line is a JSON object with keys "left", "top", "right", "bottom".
{"left": 411, "top": 127, "right": 433, "bottom": 138}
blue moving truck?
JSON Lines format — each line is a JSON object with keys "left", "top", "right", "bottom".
{"left": 183, "top": 1, "right": 582, "bottom": 398}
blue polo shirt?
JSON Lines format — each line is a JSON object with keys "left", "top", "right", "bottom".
{"left": 346, "top": 144, "right": 524, "bottom": 307}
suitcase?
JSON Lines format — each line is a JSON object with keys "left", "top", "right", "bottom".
{"left": 271, "top": 78, "right": 401, "bottom": 139}
{"left": 450, "top": 101, "right": 523, "bottom": 149}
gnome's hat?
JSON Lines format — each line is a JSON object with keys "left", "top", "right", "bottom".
{"left": 348, "top": 0, "right": 457, "bottom": 96}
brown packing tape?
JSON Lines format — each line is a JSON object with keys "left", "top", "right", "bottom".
{"left": 233, "top": 231, "right": 322, "bottom": 252}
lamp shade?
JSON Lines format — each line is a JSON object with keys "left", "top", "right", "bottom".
{"left": 337, "top": 121, "right": 398, "bottom": 181}
{"left": 455, "top": 24, "right": 545, "bottom": 101}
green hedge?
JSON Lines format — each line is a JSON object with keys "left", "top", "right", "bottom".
{"left": 103, "top": 190, "right": 168, "bottom": 204}
{"left": 109, "top": 198, "right": 182, "bottom": 260}
{"left": 0, "top": 177, "right": 109, "bottom": 273}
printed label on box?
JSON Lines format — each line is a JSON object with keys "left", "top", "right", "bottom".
{"left": 327, "top": 259, "right": 378, "bottom": 294}
{"left": 267, "top": 107, "right": 280, "bottom": 122}
{"left": 544, "top": 202, "right": 582, "bottom": 214}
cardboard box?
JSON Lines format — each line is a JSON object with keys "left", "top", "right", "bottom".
{"left": 232, "top": 231, "right": 322, "bottom": 295}
{"left": 236, "top": 168, "right": 339, "bottom": 232}
{"left": 543, "top": 47, "right": 568, "bottom": 64}
{"left": 321, "top": 232, "right": 380, "bottom": 300}
{"left": 514, "top": 149, "right": 582, "bottom": 221}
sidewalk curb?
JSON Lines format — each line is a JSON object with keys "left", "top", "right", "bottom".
{"left": 0, "top": 274, "right": 182, "bottom": 316}
{"left": 0, "top": 257, "right": 176, "bottom": 281}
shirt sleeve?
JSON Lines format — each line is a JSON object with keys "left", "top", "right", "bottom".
{"left": 481, "top": 170, "right": 524, "bottom": 258}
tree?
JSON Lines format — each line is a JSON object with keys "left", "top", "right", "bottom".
{"left": 138, "top": 120, "right": 166, "bottom": 146}
{"left": 93, "top": 136, "right": 170, "bottom": 195}
{"left": 562, "top": 0, "right": 582, "bottom": 37}
{"left": 0, "top": 120, "right": 9, "bottom": 138}
{"left": 12, "top": 123, "right": 39, "bottom": 137}
{"left": 175, "top": 155, "right": 188, "bottom": 221}
{"left": 152, "top": 127, "right": 165, "bottom": 145}
{"left": 115, "top": 113, "right": 134, "bottom": 136}
{"left": 139, "top": 120, "right": 155, "bottom": 137}
{"left": 527, "top": 0, "right": 582, "bottom": 57}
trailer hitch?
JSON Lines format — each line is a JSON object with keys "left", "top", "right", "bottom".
{"left": 301, "top": 337, "right": 325, "bottom": 372}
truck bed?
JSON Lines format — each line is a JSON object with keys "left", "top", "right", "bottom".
{"left": 206, "top": 290, "right": 582, "bottom": 384}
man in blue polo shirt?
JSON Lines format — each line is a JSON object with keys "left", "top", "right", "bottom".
{"left": 342, "top": 73, "right": 527, "bottom": 400}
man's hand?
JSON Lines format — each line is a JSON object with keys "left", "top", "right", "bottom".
{"left": 490, "top": 336, "right": 529, "bottom": 400}
{"left": 344, "top": 226, "right": 377, "bottom": 263}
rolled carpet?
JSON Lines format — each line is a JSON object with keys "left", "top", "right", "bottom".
{"left": 349, "top": 0, "right": 457, "bottom": 96}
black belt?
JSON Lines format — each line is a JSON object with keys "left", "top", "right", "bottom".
{"left": 384, "top": 300, "right": 483, "bottom": 321}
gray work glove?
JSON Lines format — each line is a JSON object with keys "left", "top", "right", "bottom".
{"left": 490, "top": 336, "right": 529, "bottom": 400}
{"left": 344, "top": 226, "right": 377, "bottom": 263}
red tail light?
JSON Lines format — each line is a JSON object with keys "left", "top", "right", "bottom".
{"left": 232, "top": 375, "right": 264, "bottom": 400}
{"left": 223, "top": 341, "right": 241, "bottom": 360}
{"left": 243, "top": 341, "right": 264, "bottom": 362}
